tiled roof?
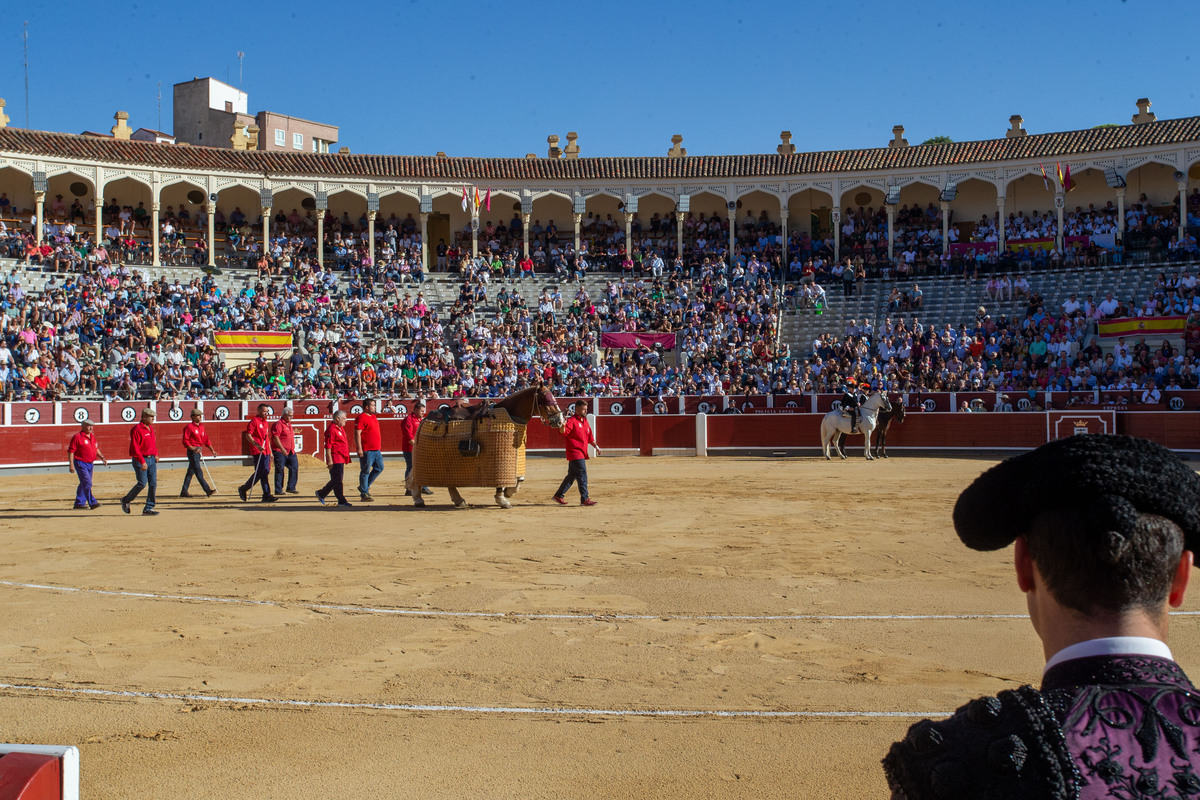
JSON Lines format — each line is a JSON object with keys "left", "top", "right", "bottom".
{"left": 1, "top": 118, "right": 1199, "bottom": 181}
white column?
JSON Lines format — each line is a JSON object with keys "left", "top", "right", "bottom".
{"left": 780, "top": 208, "right": 789, "bottom": 272}
{"left": 1055, "top": 194, "right": 1064, "bottom": 250}
{"left": 34, "top": 193, "right": 45, "bottom": 245}
{"left": 470, "top": 213, "right": 479, "bottom": 258}
{"left": 316, "top": 211, "right": 325, "bottom": 269}
{"left": 941, "top": 200, "right": 950, "bottom": 255}
{"left": 367, "top": 210, "right": 377, "bottom": 268}
{"left": 727, "top": 208, "right": 736, "bottom": 262}
{"left": 420, "top": 212, "right": 429, "bottom": 272}
{"left": 521, "top": 212, "right": 531, "bottom": 259}
{"left": 886, "top": 206, "right": 896, "bottom": 261}
{"left": 262, "top": 207, "right": 271, "bottom": 257}
{"left": 675, "top": 211, "right": 684, "bottom": 261}
{"left": 1115, "top": 187, "right": 1126, "bottom": 243}
{"left": 573, "top": 212, "right": 582, "bottom": 254}
{"left": 151, "top": 202, "right": 161, "bottom": 266}
{"left": 625, "top": 212, "right": 633, "bottom": 257}
{"left": 832, "top": 209, "right": 841, "bottom": 263}
{"left": 94, "top": 199, "right": 104, "bottom": 247}
{"left": 205, "top": 202, "right": 216, "bottom": 267}
{"left": 996, "top": 195, "right": 1006, "bottom": 254}
{"left": 1179, "top": 180, "right": 1189, "bottom": 242}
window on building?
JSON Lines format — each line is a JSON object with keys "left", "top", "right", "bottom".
{"left": 293, "top": 133, "right": 303, "bottom": 150}
{"left": 274, "top": 129, "right": 285, "bottom": 147}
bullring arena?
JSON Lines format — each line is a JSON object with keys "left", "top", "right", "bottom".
{"left": 0, "top": 406, "right": 1197, "bottom": 798}
{"left": 1, "top": 67, "right": 1200, "bottom": 795}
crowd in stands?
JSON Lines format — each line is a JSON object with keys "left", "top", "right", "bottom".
{"left": 0, "top": 190, "right": 1198, "bottom": 405}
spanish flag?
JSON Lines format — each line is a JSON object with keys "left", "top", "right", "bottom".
{"left": 1098, "top": 316, "right": 1186, "bottom": 339}
{"left": 1056, "top": 162, "right": 1065, "bottom": 188}
{"left": 474, "top": 187, "right": 482, "bottom": 211}
{"left": 213, "top": 330, "right": 293, "bottom": 350}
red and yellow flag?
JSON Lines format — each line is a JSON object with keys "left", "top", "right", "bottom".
{"left": 1098, "top": 316, "right": 1186, "bottom": 339}
{"left": 1056, "top": 162, "right": 1065, "bottom": 188}
{"left": 212, "top": 330, "right": 293, "bottom": 350}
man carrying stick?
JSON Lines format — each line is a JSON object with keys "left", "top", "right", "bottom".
{"left": 271, "top": 408, "right": 299, "bottom": 496}
{"left": 121, "top": 408, "right": 159, "bottom": 516}
{"left": 316, "top": 410, "right": 352, "bottom": 508}
{"left": 553, "top": 399, "right": 600, "bottom": 506}
{"left": 67, "top": 419, "right": 107, "bottom": 509}
{"left": 180, "top": 408, "right": 217, "bottom": 498}
{"left": 238, "top": 403, "right": 276, "bottom": 503}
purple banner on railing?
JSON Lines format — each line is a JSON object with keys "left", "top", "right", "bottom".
{"left": 600, "top": 332, "right": 679, "bottom": 350}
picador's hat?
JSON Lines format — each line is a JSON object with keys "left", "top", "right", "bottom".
{"left": 953, "top": 434, "right": 1200, "bottom": 553}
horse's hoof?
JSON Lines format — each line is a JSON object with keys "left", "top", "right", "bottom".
{"left": 496, "top": 497, "right": 512, "bottom": 509}
{"left": 454, "top": 500, "right": 467, "bottom": 509}
{"left": 882, "top": 454, "right": 889, "bottom": 459}
{"left": 825, "top": 455, "right": 831, "bottom": 461}
{"left": 840, "top": 455, "right": 847, "bottom": 460}
{"left": 413, "top": 499, "right": 425, "bottom": 508}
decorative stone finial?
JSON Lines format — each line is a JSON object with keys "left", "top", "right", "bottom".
{"left": 338, "top": 146, "right": 351, "bottom": 155}
{"left": 1006, "top": 115, "right": 1026, "bottom": 138}
{"left": 777, "top": 131, "right": 795, "bottom": 155}
{"left": 547, "top": 135, "right": 561, "bottom": 159}
{"left": 0, "top": 99, "right": 10, "bottom": 129}
{"left": 436, "top": 151, "right": 448, "bottom": 158}
{"left": 246, "top": 125, "right": 260, "bottom": 150}
{"left": 1132, "top": 98, "right": 1156, "bottom": 124}
{"left": 667, "top": 134, "right": 687, "bottom": 158}
{"left": 111, "top": 111, "right": 132, "bottom": 140}
{"left": 231, "top": 120, "right": 249, "bottom": 150}
{"left": 889, "top": 125, "right": 908, "bottom": 148}
{"left": 563, "top": 131, "right": 580, "bottom": 159}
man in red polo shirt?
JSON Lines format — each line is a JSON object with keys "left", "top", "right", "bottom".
{"left": 180, "top": 408, "right": 218, "bottom": 498}
{"left": 355, "top": 398, "right": 384, "bottom": 502}
{"left": 316, "top": 410, "right": 352, "bottom": 507}
{"left": 271, "top": 407, "right": 299, "bottom": 495}
{"left": 238, "top": 403, "right": 277, "bottom": 503}
{"left": 121, "top": 408, "right": 160, "bottom": 515}
{"left": 67, "top": 418, "right": 108, "bottom": 509}
{"left": 400, "top": 399, "right": 433, "bottom": 497}
{"left": 553, "top": 399, "right": 600, "bottom": 506}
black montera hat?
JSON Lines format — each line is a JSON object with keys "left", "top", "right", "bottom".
{"left": 953, "top": 434, "right": 1200, "bottom": 553}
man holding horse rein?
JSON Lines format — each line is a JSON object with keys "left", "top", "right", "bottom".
{"left": 553, "top": 399, "right": 599, "bottom": 507}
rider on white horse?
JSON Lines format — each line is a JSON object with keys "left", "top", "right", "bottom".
{"left": 841, "top": 381, "right": 868, "bottom": 433}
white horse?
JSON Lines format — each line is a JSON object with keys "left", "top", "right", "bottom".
{"left": 820, "top": 391, "right": 892, "bottom": 461}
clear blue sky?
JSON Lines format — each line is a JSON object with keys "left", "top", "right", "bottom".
{"left": 5, "top": 0, "right": 1198, "bottom": 158}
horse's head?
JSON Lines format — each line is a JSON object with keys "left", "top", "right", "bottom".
{"left": 535, "top": 382, "right": 565, "bottom": 429}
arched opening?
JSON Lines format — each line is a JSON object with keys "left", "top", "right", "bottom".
{"left": 1003, "top": 174, "right": 1057, "bottom": 247}
{"left": 376, "top": 191, "right": 422, "bottom": 264}
{"left": 894, "top": 182, "right": 942, "bottom": 261}
{"left": 0, "top": 166, "right": 35, "bottom": 230}
{"left": 732, "top": 190, "right": 782, "bottom": 264}
{"left": 270, "top": 187, "right": 316, "bottom": 236}
{"left": 214, "top": 184, "right": 263, "bottom": 267}
{"left": 429, "top": 192, "right": 466, "bottom": 268}
{"left": 159, "top": 179, "right": 208, "bottom": 239}
{"left": 528, "top": 193, "right": 571, "bottom": 265}
{"left": 679, "top": 191, "right": 729, "bottom": 265}
{"left": 45, "top": 171, "right": 97, "bottom": 227}
{"left": 476, "top": 191, "right": 521, "bottom": 257}
{"left": 1123, "top": 162, "right": 1183, "bottom": 252}
{"left": 627, "top": 192, "right": 677, "bottom": 257}
{"left": 785, "top": 188, "right": 834, "bottom": 260}
{"left": 836, "top": 185, "right": 887, "bottom": 262}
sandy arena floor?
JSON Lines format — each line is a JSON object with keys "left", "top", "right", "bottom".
{"left": 2, "top": 453, "right": 1198, "bottom": 799}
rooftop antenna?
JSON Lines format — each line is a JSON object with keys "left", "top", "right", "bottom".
{"left": 237, "top": 51, "right": 244, "bottom": 87}
{"left": 23, "top": 21, "right": 30, "bottom": 128}
{"left": 157, "top": 81, "right": 162, "bottom": 132}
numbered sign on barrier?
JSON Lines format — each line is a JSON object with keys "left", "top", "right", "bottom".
{"left": 728, "top": 395, "right": 769, "bottom": 414}
{"left": 63, "top": 402, "right": 104, "bottom": 424}
{"left": 110, "top": 401, "right": 151, "bottom": 425}
{"left": 204, "top": 401, "right": 239, "bottom": 422}
{"left": 292, "top": 400, "right": 336, "bottom": 419}
{"left": 644, "top": 397, "right": 679, "bottom": 415}
{"left": 156, "top": 401, "right": 200, "bottom": 422}
{"left": 597, "top": 397, "right": 636, "bottom": 416}
{"left": 10, "top": 402, "right": 55, "bottom": 425}
{"left": 682, "top": 396, "right": 726, "bottom": 415}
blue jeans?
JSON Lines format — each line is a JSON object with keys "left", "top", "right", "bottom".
{"left": 240, "top": 452, "right": 273, "bottom": 498}
{"left": 359, "top": 450, "right": 384, "bottom": 496}
{"left": 124, "top": 455, "right": 157, "bottom": 511}
{"left": 273, "top": 451, "right": 299, "bottom": 494}
{"left": 556, "top": 459, "right": 589, "bottom": 501}
{"left": 182, "top": 450, "right": 213, "bottom": 495}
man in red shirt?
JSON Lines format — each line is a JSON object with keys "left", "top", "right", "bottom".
{"left": 553, "top": 399, "right": 600, "bottom": 506}
{"left": 121, "top": 408, "right": 160, "bottom": 516}
{"left": 238, "top": 403, "right": 277, "bottom": 503}
{"left": 400, "top": 399, "right": 432, "bottom": 497}
{"left": 67, "top": 418, "right": 108, "bottom": 509}
{"left": 271, "top": 407, "right": 299, "bottom": 495}
{"left": 180, "top": 408, "right": 218, "bottom": 498}
{"left": 316, "top": 410, "right": 352, "bottom": 507}
{"left": 355, "top": 398, "right": 384, "bottom": 502}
